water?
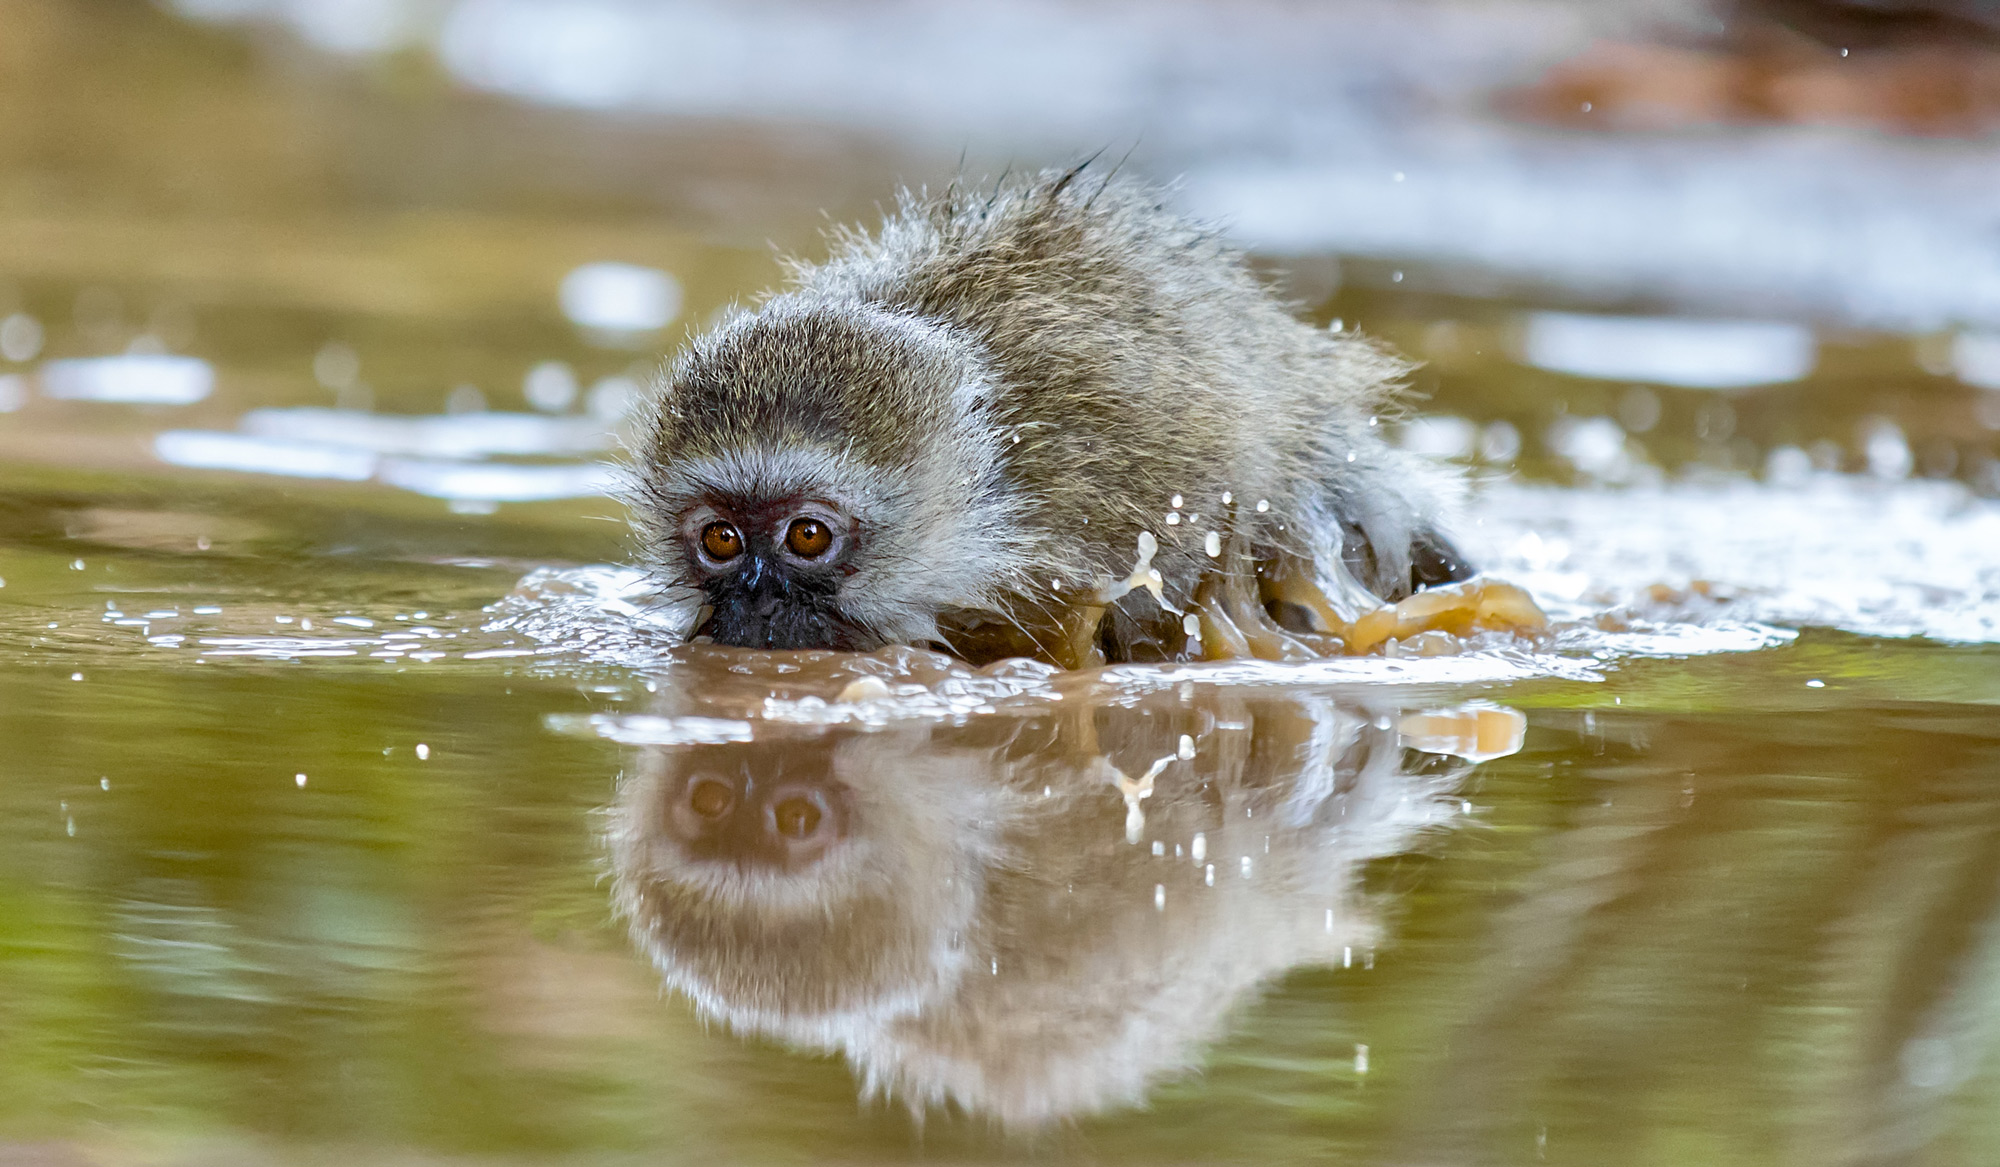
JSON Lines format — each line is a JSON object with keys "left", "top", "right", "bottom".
{"left": 8, "top": 4, "right": 2000, "bottom": 1164}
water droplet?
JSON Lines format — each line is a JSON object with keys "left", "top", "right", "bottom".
{"left": 1204, "top": 530, "right": 1222, "bottom": 557}
{"left": 1153, "top": 884, "right": 1166, "bottom": 911}
{"left": 1191, "top": 832, "right": 1206, "bottom": 863}
{"left": 295, "top": 773, "right": 308, "bottom": 787}
{"left": 415, "top": 743, "right": 430, "bottom": 760}
{"left": 1178, "top": 734, "right": 1195, "bottom": 760}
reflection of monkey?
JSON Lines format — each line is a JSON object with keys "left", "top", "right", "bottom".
{"left": 610, "top": 681, "right": 1500, "bottom": 1125}
{"left": 632, "top": 166, "right": 1473, "bottom": 663}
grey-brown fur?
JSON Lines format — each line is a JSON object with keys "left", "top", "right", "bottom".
{"left": 635, "top": 165, "right": 1468, "bottom": 660}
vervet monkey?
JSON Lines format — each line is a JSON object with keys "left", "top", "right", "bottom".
{"left": 634, "top": 166, "right": 1475, "bottom": 665}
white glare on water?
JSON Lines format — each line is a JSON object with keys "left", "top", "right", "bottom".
{"left": 524, "top": 361, "right": 580, "bottom": 412}
{"left": 1953, "top": 332, "right": 2000, "bottom": 391}
{"left": 41, "top": 356, "right": 215, "bottom": 404}
{"left": 1545, "top": 416, "right": 1632, "bottom": 482}
{"left": 154, "top": 432, "right": 377, "bottom": 481}
{"left": 376, "top": 458, "right": 620, "bottom": 502}
{"left": 240, "top": 408, "right": 610, "bottom": 457}
{"left": 313, "top": 341, "right": 360, "bottom": 391}
{"left": 1398, "top": 415, "right": 1477, "bottom": 460}
{"left": 0, "top": 313, "right": 43, "bottom": 362}
{"left": 1519, "top": 313, "right": 1815, "bottom": 389}
{"left": 559, "top": 263, "right": 681, "bottom": 335}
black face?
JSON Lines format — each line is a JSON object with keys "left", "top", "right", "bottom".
{"left": 680, "top": 496, "right": 875, "bottom": 650}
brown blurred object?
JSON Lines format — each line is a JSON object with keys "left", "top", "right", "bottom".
{"left": 1501, "top": 1, "right": 2000, "bottom": 135}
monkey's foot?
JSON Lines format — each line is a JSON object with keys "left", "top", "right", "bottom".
{"left": 1192, "top": 569, "right": 1547, "bottom": 662}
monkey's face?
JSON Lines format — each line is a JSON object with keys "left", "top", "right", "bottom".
{"left": 612, "top": 729, "right": 1002, "bottom": 1036}
{"left": 656, "top": 741, "right": 851, "bottom": 874}
{"left": 638, "top": 299, "right": 1035, "bottom": 652}
{"left": 678, "top": 494, "right": 874, "bottom": 651}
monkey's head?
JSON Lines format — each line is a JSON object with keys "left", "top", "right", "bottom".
{"left": 636, "top": 297, "right": 1032, "bottom": 651}
{"left": 610, "top": 726, "right": 1009, "bottom": 1040}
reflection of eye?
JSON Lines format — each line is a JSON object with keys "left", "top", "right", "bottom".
{"left": 771, "top": 795, "right": 823, "bottom": 838}
{"left": 688, "top": 778, "right": 734, "bottom": 818}
{"left": 699, "top": 522, "right": 743, "bottom": 562}
{"left": 785, "top": 518, "right": 833, "bottom": 559}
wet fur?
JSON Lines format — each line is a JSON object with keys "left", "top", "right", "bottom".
{"left": 635, "top": 167, "right": 1464, "bottom": 660}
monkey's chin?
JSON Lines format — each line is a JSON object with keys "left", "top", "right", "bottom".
{"left": 689, "top": 607, "right": 887, "bottom": 653}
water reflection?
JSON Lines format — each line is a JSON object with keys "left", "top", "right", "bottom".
{"left": 606, "top": 653, "right": 1524, "bottom": 1125}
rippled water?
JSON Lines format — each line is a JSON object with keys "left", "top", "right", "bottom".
{"left": 7, "top": 5, "right": 2000, "bottom": 1166}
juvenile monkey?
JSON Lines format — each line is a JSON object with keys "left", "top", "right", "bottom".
{"left": 634, "top": 166, "right": 1481, "bottom": 665}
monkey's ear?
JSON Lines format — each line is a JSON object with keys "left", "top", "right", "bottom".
{"left": 1410, "top": 528, "right": 1476, "bottom": 592}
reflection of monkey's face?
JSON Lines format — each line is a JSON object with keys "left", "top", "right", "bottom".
{"left": 659, "top": 745, "right": 851, "bottom": 874}
{"left": 613, "top": 729, "right": 1006, "bottom": 1038}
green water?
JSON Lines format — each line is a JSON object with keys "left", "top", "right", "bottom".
{"left": 6, "top": 4, "right": 2000, "bottom": 1164}
{"left": 8, "top": 503, "right": 2000, "bottom": 1166}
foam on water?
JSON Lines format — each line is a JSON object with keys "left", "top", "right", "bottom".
{"left": 1461, "top": 476, "right": 2000, "bottom": 644}
{"left": 54, "top": 477, "right": 1996, "bottom": 734}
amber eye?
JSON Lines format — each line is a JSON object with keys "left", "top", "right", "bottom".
{"left": 688, "top": 778, "right": 735, "bottom": 819}
{"left": 699, "top": 521, "right": 743, "bottom": 562}
{"left": 771, "top": 794, "right": 824, "bottom": 839}
{"left": 785, "top": 518, "right": 833, "bottom": 559}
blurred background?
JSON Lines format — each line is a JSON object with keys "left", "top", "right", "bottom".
{"left": 7, "top": 4, "right": 2000, "bottom": 1165}
{"left": 2, "top": 0, "right": 1999, "bottom": 503}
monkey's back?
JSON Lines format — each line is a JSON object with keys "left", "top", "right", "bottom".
{"left": 789, "top": 171, "right": 1418, "bottom": 617}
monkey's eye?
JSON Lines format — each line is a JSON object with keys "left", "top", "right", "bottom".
{"left": 688, "top": 778, "right": 735, "bottom": 819}
{"left": 785, "top": 518, "right": 833, "bottom": 559}
{"left": 771, "top": 794, "right": 825, "bottom": 839}
{"left": 699, "top": 521, "right": 743, "bottom": 562}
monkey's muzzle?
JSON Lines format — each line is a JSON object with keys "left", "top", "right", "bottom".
{"left": 694, "top": 554, "right": 875, "bottom": 652}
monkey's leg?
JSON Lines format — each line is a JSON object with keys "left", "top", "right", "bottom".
{"left": 1055, "top": 602, "right": 1109, "bottom": 671}
{"left": 1205, "top": 572, "right": 1322, "bottom": 661}
{"left": 1192, "top": 575, "right": 1256, "bottom": 660}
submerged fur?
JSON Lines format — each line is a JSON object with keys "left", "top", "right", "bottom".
{"left": 635, "top": 167, "right": 1467, "bottom": 663}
